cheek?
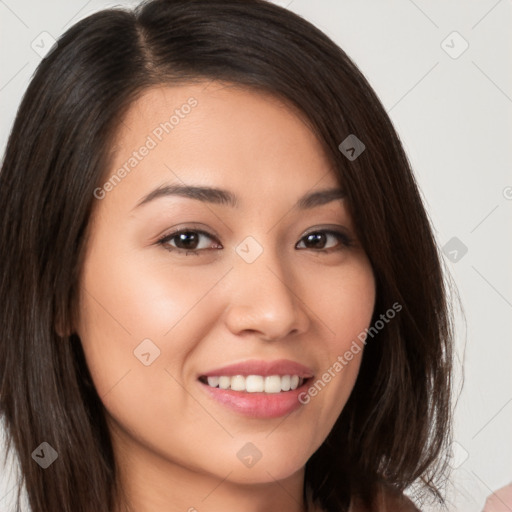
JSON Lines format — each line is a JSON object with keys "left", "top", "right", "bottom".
{"left": 75, "top": 235, "right": 228, "bottom": 400}
{"left": 300, "top": 256, "right": 375, "bottom": 431}
{"left": 80, "top": 249, "right": 223, "bottom": 339}
{"left": 79, "top": 231, "right": 228, "bottom": 339}
{"left": 75, "top": 245, "right": 219, "bottom": 459}
{"left": 309, "top": 254, "right": 376, "bottom": 345}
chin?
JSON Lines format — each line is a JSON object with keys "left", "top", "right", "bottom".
{"left": 211, "top": 453, "right": 307, "bottom": 485}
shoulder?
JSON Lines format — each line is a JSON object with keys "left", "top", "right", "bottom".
{"left": 376, "top": 486, "right": 420, "bottom": 511}
{"left": 350, "top": 484, "right": 420, "bottom": 512}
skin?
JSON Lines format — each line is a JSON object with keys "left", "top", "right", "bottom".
{"left": 76, "top": 81, "right": 376, "bottom": 512}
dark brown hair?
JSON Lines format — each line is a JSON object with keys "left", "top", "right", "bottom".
{"left": 0, "top": 1, "right": 454, "bottom": 511}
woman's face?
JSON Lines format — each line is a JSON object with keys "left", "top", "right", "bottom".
{"left": 76, "top": 81, "right": 375, "bottom": 501}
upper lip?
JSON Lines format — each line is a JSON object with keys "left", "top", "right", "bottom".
{"left": 199, "top": 359, "right": 315, "bottom": 379}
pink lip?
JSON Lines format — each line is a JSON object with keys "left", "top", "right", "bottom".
{"left": 198, "top": 380, "right": 312, "bottom": 419}
{"left": 198, "top": 359, "right": 315, "bottom": 378}
{"left": 197, "top": 359, "right": 315, "bottom": 419}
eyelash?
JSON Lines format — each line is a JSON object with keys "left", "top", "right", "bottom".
{"left": 156, "top": 228, "right": 354, "bottom": 256}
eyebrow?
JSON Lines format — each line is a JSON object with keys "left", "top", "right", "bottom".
{"left": 132, "top": 183, "right": 346, "bottom": 211}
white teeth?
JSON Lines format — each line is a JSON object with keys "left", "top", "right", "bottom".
{"left": 218, "top": 376, "right": 231, "bottom": 389}
{"left": 203, "top": 374, "right": 305, "bottom": 392}
{"left": 245, "top": 375, "right": 264, "bottom": 392}
{"left": 264, "top": 375, "right": 282, "bottom": 393}
{"left": 207, "top": 376, "right": 220, "bottom": 388}
{"left": 230, "top": 375, "right": 246, "bottom": 391}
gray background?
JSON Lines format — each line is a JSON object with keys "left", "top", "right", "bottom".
{"left": 1, "top": 1, "right": 511, "bottom": 510}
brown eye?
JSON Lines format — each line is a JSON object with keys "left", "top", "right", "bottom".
{"left": 296, "top": 230, "right": 353, "bottom": 252}
{"left": 158, "top": 229, "right": 221, "bottom": 254}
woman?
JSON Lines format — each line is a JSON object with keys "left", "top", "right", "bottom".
{"left": 0, "top": 1, "right": 454, "bottom": 511}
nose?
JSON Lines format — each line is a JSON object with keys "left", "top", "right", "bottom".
{"left": 223, "top": 244, "right": 311, "bottom": 342}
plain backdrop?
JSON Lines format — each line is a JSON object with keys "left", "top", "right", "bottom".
{"left": 1, "top": 1, "right": 511, "bottom": 511}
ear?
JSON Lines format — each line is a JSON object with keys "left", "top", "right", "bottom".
{"left": 55, "top": 317, "right": 72, "bottom": 338}
{"left": 54, "top": 306, "right": 75, "bottom": 338}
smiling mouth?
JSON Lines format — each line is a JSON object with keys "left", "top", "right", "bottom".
{"left": 198, "top": 375, "right": 312, "bottom": 393}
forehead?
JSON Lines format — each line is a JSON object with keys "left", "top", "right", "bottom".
{"left": 101, "top": 81, "right": 340, "bottom": 212}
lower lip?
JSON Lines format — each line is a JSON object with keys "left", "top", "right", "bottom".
{"left": 198, "top": 379, "right": 311, "bottom": 419}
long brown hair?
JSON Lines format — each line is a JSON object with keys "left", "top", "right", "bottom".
{"left": 0, "top": 1, "right": 454, "bottom": 511}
